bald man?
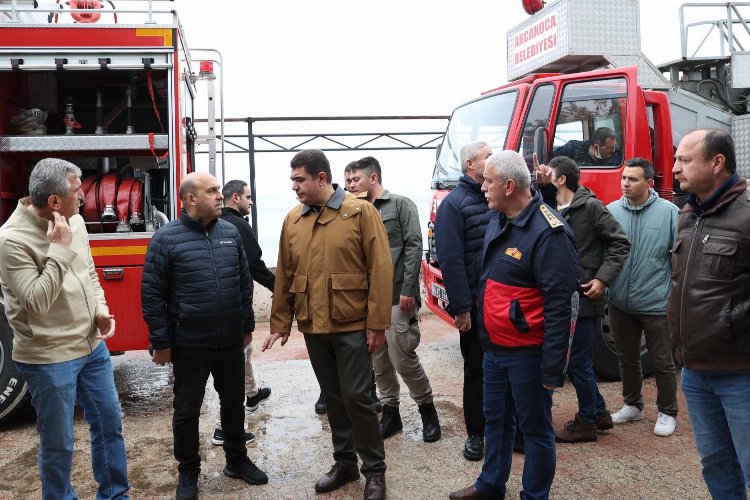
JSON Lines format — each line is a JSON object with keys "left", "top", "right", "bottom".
{"left": 142, "top": 172, "right": 268, "bottom": 500}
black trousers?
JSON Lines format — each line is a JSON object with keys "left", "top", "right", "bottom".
{"left": 460, "top": 307, "right": 485, "bottom": 437}
{"left": 172, "top": 343, "right": 247, "bottom": 472}
{"left": 305, "top": 331, "right": 386, "bottom": 477}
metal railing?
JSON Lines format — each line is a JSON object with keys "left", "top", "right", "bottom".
{"left": 680, "top": 2, "right": 750, "bottom": 58}
{"left": 195, "top": 115, "right": 449, "bottom": 235}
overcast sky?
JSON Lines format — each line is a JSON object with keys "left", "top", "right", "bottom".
{"left": 170, "top": 0, "right": 740, "bottom": 258}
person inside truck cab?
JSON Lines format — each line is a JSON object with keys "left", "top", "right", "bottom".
{"left": 551, "top": 127, "right": 622, "bottom": 167}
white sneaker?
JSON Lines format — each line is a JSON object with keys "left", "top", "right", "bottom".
{"left": 611, "top": 404, "right": 644, "bottom": 424}
{"left": 654, "top": 412, "right": 677, "bottom": 437}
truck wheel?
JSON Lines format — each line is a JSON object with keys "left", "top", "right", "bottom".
{"left": 0, "top": 296, "right": 29, "bottom": 423}
{"left": 593, "top": 305, "right": 653, "bottom": 382}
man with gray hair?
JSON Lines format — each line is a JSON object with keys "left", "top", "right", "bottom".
{"left": 450, "top": 151, "right": 578, "bottom": 500}
{"left": 434, "top": 140, "right": 493, "bottom": 460}
{"left": 0, "top": 158, "right": 130, "bottom": 499}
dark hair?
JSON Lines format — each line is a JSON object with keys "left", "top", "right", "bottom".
{"left": 625, "top": 157, "right": 655, "bottom": 180}
{"left": 702, "top": 129, "right": 736, "bottom": 174}
{"left": 344, "top": 160, "right": 360, "bottom": 174}
{"left": 222, "top": 179, "right": 247, "bottom": 200}
{"left": 548, "top": 156, "right": 579, "bottom": 191}
{"left": 354, "top": 156, "right": 382, "bottom": 184}
{"left": 592, "top": 127, "right": 617, "bottom": 147}
{"left": 290, "top": 149, "right": 332, "bottom": 183}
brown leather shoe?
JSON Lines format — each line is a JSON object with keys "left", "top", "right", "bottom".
{"left": 314, "top": 463, "right": 360, "bottom": 493}
{"left": 364, "top": 474, "right": 386, "bottom": 500}
{"left": 555, "top": 413, "right": 597, "bottom": 443}
{"left": 449, "top": 484, "right": 485, "bottom": 499}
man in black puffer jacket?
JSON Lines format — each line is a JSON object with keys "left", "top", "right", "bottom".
{"left": 434, "top": 140, "right": 496, "bottom": 461}
{"left": 142, "top": 171, "right": 267, "bottom": 500}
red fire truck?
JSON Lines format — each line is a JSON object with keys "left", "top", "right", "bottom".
{"left": 0, "top": 1, "right": 219, "bottom": 422}
{"left": 422, "top": 0, "right": 750, "bottom": 380}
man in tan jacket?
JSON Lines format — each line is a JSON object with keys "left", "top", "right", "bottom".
{"left": 263, "top": 149, "right": 393, "bottom": 500}
{"left": 0, "top": 158, "right": 129, "bottom": 499}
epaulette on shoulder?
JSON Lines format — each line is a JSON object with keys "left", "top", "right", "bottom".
{"left": 539, "top": 204, "right": 564, "bottom": 229}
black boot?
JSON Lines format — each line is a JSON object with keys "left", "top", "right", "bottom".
{"left": 418, "top": 402, "right": 442, "bottom": 442}
{"left": 315, "top": 392, "right": 327, "bottom": 415}
{"left": 371, "top": 383, "right": 383, "bottom": 413}
{"left": 379, "top": 404, "right": 403, "bottom": 438}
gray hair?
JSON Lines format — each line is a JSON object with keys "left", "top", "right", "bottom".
{"left": 29, "top": 158, "right": 82, "bottom": 208}
{"left": 459, "top": 141, "right": 489, "bottom": 174}
{"left": 486, "top": 150, "right": 530, "bottom": 191}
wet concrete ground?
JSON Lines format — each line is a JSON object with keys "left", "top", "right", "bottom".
{"left": 0, "top": 315, "right": 709, "bottom": 499}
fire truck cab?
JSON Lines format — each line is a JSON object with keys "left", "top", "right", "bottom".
{"left": 423, "top": 0, "right": 750, "bottom": 380}
{"left": 0, "top": 0, "right": 217, "bottom": 422}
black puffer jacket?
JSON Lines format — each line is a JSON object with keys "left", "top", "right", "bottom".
{"left": 142, "top": 210, "right": 254, "bottom": 349}
{"left": 434, "top": 175, "right": 495, "bottom": 315}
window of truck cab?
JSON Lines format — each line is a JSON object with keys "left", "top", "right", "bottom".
{"left": 550, "top": 77, "right": 627, "bottom": 168}
{"left": 433, "top": 89, "right": 519, "bottom": 188}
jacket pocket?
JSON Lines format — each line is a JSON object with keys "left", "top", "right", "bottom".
{"left": 289, "top": 274, "right": 310, "bottom": 322}
{"left": 509, "top": 299, "right": 531, "bottom": 333}
{"left": 330, "top": 272, "right": 369, "bottom": 322}
{"left": 700, "top": 237, "right": 737, "bottom": 280}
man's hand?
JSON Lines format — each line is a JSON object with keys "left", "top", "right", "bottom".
{"left": 95, "top": 313, "right": 116, "bottom": 340}
{"left": 582, "top": 278, "right": 606, "bottom": 299}
{"left": 366, "top": 328, "right": 385, "bottom": 352}
{"left": 243, "top": 333, "right": 253, "bottom": 347}
{"left": 533, "top": 153, "right": 553, "bottom": 186}
{"left": 262, "top": 332, "right": 289, "bottom": 351}
{"left": 454, "top": 311, "right": 472, "bottom": 332}
{"left": 399, "top": 295, "right": 416, "bottom": 312}
{"left": 47, "top": 211, "right": 72, "bottom": 247}
{"left": 152, "top": 347, "right": 172, "bottom": 366}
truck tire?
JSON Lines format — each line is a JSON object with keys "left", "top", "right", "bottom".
{"left": 593, "top": 304, "right": 653, "bottom": 382}
{"left": 0, "top": 296, "right": 29, "bottom": 423}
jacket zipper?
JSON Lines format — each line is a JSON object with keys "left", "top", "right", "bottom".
{"left": 206, "top": 231, "right": 222, "bottom": 348}
{"left": 679, "top": 216, "right": 702, "bottom": 367}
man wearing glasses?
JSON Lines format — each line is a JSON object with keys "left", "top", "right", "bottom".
{"left": 552, "top": 127, "right": 622, "bottom": 167}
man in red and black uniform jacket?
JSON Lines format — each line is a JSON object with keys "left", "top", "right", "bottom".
{"left": 450, "top": 150, "right": 578, "bottom": 500}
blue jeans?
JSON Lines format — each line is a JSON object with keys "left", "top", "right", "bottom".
{"left": 476, "top": 351, "right": 555, "bottom": 500}
{"left": 682, "top": 368, "right": 750, "bottom": 500}
{"left": 567, "top": 316, "right": 607, "bottom": 422}
{"left": 16, "top": 341, "right": 129, "bottom": 500}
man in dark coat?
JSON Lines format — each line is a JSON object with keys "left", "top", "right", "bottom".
{"left": 142, "top": 172, "right": 267, "bottom": 500}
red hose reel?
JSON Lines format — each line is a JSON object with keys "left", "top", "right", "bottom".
{"left": 81, "top": 174, "right": 144, "bottom": 232}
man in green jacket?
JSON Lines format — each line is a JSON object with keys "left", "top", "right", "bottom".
{"left": 0, "top": 158, "right": 129, "bottom": 499}
{"left": 607, "top": 157, "right": 679, "bottom": 437}
{"left": 345, "top": 156, "right": 441, "bottom": 443}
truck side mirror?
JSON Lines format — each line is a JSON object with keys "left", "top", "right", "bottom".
{"left": 534, "top": 127, "right": 549, "bottom": 165}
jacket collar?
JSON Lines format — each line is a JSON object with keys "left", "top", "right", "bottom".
{"left": 684, "top": 174, "right": 745, "bottom": 216}
{"left": 505, "top": 190, "right": 543, "bottom": 229}
{"left": 180, "top": 209, "right": 218, "bottom": 232}
{"left": 377, "top": 189, "right": 392, "bottom": 201}
{"left": 459, "top": 175, "right": 483, "bottom": 193}
{"left": 221, "top": 206, "right": 242, "bottom": 218}
{"left": 618, "top": 188, "right": 658, "bottom": 212}
{"left": 16, "top": 197, "right": 51, "bottom": 232}
{"left": 300, "top": 183, "right": 345, "bottom": 216}
{"left": 568, "top": 185, "right": 594, "bottom": 210}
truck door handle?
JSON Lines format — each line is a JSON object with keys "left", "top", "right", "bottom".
{"left": 102, "top": 267, "right": 125, "bottom": 280}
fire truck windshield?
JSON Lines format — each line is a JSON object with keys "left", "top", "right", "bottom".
{"left": 432, "top": 90, "right": 519, "bottom": 188}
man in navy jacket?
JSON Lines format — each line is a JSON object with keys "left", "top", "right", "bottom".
{"left": 142, "top": 172, "right": 267, "bottom": 500}
{"left": 434, "top": 141, "right": 494, "bottom": 461}
{"left": 450, "top": 151, "right": 579, "bottom": 500}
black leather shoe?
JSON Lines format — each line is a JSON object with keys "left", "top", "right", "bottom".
{"left": 449, "top": 484, "right": 486, "bottom": 499}
{"left": 379, "top": 404, "right": 403, "bottom": 438}
{"left": 315, "top": 463, "right": 360, "bottom": 493}
{"left": 315, "top": 392, "right": 327, "bottom": 415}
{"left": 224, "top": 458, "right": 268, "bottom": 485}
{"left": 463, "top": 435, "right": 484, "bottom": 461}
{"left": 364, "top": 474, "right": 386, "bottom": 500}
{"left": 418, "top": 402, "right": 442, "bottom": 442}
{"left": 176, "top": 470, "right": 199, "bottom": 500}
